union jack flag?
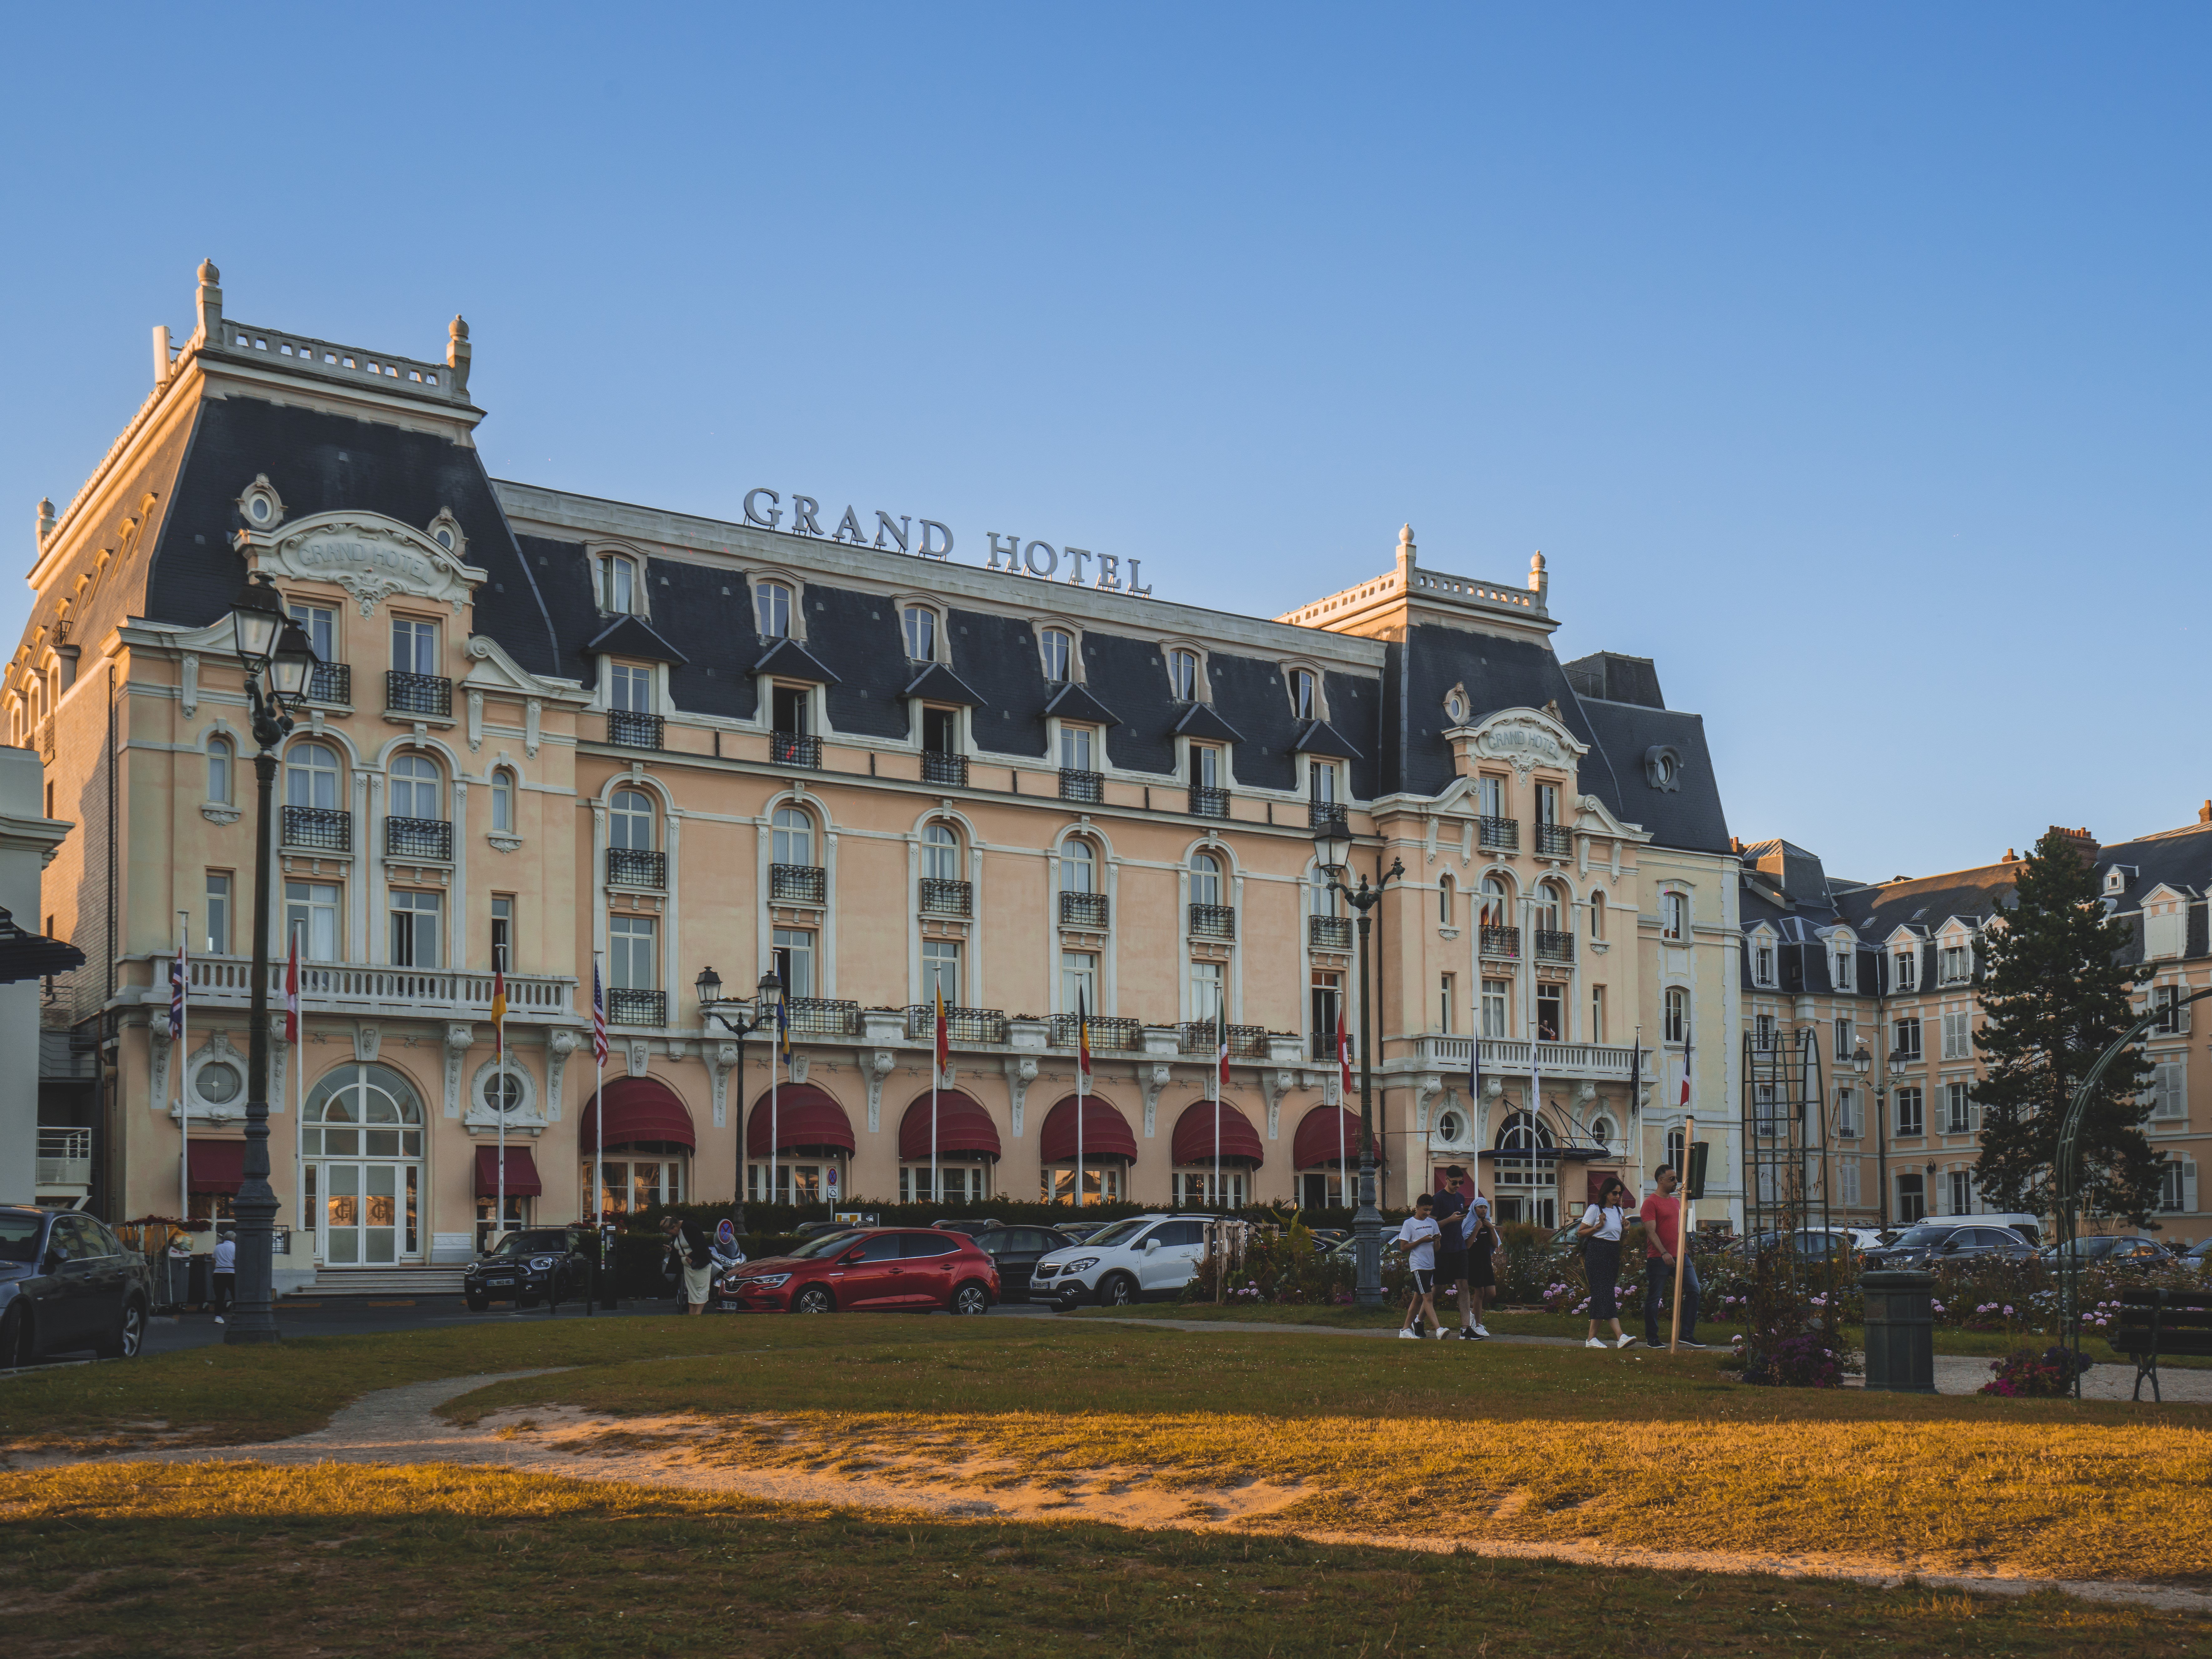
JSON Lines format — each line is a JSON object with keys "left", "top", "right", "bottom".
{"left": 591, "top": 962, "right": 608, "bottom": 1065}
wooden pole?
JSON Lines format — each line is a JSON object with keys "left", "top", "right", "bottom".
{"left": 1669, "top": 1116, "right": 1695, "bottom": 1352}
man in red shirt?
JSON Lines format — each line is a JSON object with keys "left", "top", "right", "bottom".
{"left": 1638, "top": 1164, "right": 1705, "bottom": 1348}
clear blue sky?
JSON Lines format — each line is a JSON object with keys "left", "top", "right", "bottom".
{"left": 4, "top": 5, "right": 2205, "bottom": 881}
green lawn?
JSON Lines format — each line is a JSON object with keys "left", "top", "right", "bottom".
{"left": 3, "top": 1462, "right": 2204, "bottom": 1659}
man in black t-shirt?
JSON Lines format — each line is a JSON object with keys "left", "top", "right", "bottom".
{"left": 1428, "top": 1185, "right": 1480, "bottom": 1341}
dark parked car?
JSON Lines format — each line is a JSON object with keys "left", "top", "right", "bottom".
{"left": 0, "top": 1206, "right": 156, "bottom": 1365}
{"left": 2037, "top": 1234, "right": 2172, "bottom": 1270}
{"left": 463, "top": 1227, "right": 595, "bottom": 1310}
{"left": 968, "top": 1225, "right": 1076, "bottom": 1301}
{"left": 1864, "top": 1222, "right": 2038, "bottom": 1271}
{"left": 718, "top": 1227, "right": 999, "bottom": 1314}
{"left": 930, "top": 1218, "right": 1002, "bottom": 1236}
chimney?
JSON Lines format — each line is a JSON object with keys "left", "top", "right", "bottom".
{"left": 2047, "top": 825, "right": 2100, "bottom": 866}
{"left": 2200, "top": 801, "right": 2211, "bottom": 825}
{"left": 446, "top": 315, "right": 471, "bottom": 398}
{"left": 194, "top": 259, "right": 223, "bottom": 347}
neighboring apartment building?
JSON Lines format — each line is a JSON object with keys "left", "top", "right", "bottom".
{"left": 1737, "top": 820, "right": 2208, "bottom": 1241}
{"left": 16, "top": 264, "right": 1743, "bottom": 1283}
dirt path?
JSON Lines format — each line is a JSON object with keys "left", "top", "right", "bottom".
{"left": 26, "top": 1370, "right": 2204, "bottom": 1616}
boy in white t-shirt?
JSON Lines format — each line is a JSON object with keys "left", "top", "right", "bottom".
{"left": 1394, "top": 1192, "right": 1443, "bottom": 1339}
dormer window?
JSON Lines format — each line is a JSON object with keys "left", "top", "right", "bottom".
{"left": 1833, "top": 948, "right": 1854, "bottom": 991}
{"left": 755, "top": 581, "right": 793, "bottom": 640}
{"left": 1892, "top": 948, "right": 1919, "bottom": 992}
{"left": 1752, "top": 941, "right": 1776, "bottom": 988}
{"left": 1040, "top": 627, "right": 1073, "bottom": 684}
{"left": 1939, "top": 943, "right": 1972, "bottom": 984}
{"left": 1169, "top": 648, "right": 1199, "bottom": 701}
{"left": 902, "top": 605, "right": 937, "bottom": 662}
{"left": 1291, "top": 668, "right": 1317, "bottom": 720}
{"left": 600, "top": 554, "right": 640, "bottom": 616}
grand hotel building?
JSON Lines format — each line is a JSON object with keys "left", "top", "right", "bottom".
{"left": 15, "top": 266, "right": 1743, "bottom": 1286}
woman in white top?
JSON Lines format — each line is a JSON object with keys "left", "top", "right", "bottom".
{"left": 1576, "top": 1176, "right": 1635, "bottom": 1349}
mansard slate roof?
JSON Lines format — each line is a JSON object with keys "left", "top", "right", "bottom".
{"left": 97, "top": 356, "right": 1737, "bottom": 845}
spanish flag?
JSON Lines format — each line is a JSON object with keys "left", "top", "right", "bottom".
{"left": 934, "top": 985, "right": 950, "bottom": 1074}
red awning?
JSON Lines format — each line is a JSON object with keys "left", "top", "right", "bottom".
{"left": 898, "top": 1091, "right": 1003, "bottom": 1161}
{"left": 474, "top": 1145, "right": 544, "bottom": 1198}
{"left": 1170, "top": 1099, "right": 1265, "bottom": 1168}
{"left": 747, "top": 1083, "right": 857, "bottom": 1156}
{"left": 1037, "top": 1094, "right": 1138, "bottom": 1165}
{"left": 187, "top": 1140, "right": 246, "bottom": 1194}
{"left": 577, "top": 1076, "right": 696, "bottom": 1151}
{"left": 1291, "top": 1105, "right": 1365, "bottom": 1170}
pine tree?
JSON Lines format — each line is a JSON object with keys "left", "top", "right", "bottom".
{"left": 1971, "top": 829, "right": 2164, "bottom": 1224}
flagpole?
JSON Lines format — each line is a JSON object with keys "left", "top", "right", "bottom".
{"left": 291, "top": 923, "right": 305, "bottom": 1278}
{"left": 1671, "top": 1113, "right": 1696, "bottom": 1352}
{"left": 1076, "top": 992, "right": 1087, "bottom": 1209}
{"left": 931, "top": 987, "right": 941, "bottom": 1210}
{"left": 496, "top": 942, "right": 507, "bottom": 1246}
{"left": 1337, "top": 1008, "right": 1348, "bottom": 1209}
{"left": 1213, "top": 999, "right": 1223, "bottom": 1213}
{"left": 593, "top": 954, "right": 606, "bottom": 1233}
{"left": 177, "top": 911, "right": 190, "bottom": 1234}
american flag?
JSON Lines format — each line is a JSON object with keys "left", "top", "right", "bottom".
{"left": 168, "top": 937, "right": 187, "bottom": 1039}
{"left": 590, "top": 962, "right": 608, "bottom": 1065}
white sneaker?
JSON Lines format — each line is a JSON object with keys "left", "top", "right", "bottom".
{"left": 1475, "top": 1324, "right": 1491, "bottom": 1338}
{"left": 213, "top": 1316, "right": 225, "bottom": 1325}
{"left": 1398, "top": 1328, "right": 1421, "bottom": 1340}
{"left": 1433, "top": 1328, "right": 1452, "bottom": 1339}
{"left": 1616, "top": 1333, "right": 1636, "bottom": 1349}
{"left": 1584, "top": 1337, "right": 1605, "bottom": 1348}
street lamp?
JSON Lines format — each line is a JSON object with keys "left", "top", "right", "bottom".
{"left": 1312, "top": 824, "right": 1402, "bottom": 1307}
{"left": 221, "top": 572, "right": 320, "bottom": 1346}
{"left": 696, "top": 966, "right": 783, "bottom": 1207}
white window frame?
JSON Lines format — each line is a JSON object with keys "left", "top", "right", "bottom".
{"left": 598, "top": 552, "right": 643, "bottom": 616}
{"left": 901, "top": 603, "right": 942, "bottom": 664}
{"left": 754, "top": 579, "right": 796, "bottom": 641}
{"left": 1660, "top": 890, "right": 1688, "bottom": 942}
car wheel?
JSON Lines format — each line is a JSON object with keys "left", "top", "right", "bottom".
{"left": 951, "top": 1282, "right": 991, "bottom": 1316}
{"left": 0, "top": 1303, "right": 31, "bottom": 1367}
{"left": 1098, "top": 1274, "right": 1137, "bottom": 1308}
{"left": 98, "top": 1298, "right": 147, "bottom": 1360}
{"left": 465, "top": 1294, "right": 490, "bottom": 1312}
{"left": 794, "top": 1286, "right": 835, "bottom": 1314}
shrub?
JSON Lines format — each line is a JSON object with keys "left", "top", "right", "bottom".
{"left": 1737, "top": 1235, "right": 1849, "bottom": 1389}
{"left": 1980, "top": 1344, "right": 2094, "bottom": 1398}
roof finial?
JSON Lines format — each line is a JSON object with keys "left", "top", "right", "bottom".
{"left": 194, "top": 258, "right": 223, "bottom": 346}
{"left": 1396, "top": 522, "right": 1416, "bottom": 578}
{"left": 1528, "top": 549, "right": 1548, "bottom": 602}
{"left": 445, "top": 315, "right": 472, "bottom": 396}
{"left": 35, "top": 498, "right": 56, "bottom": 545}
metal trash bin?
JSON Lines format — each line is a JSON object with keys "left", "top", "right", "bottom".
{"left": 1862, "top": 1269, "right": 1937, "bottom": 1393}
{"left": 163, "top": 1254, "right": 193, "bottom": 1309}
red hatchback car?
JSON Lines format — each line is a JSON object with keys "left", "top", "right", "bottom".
{"left": 719, "top": 1227, "right": 999, "bottom": 1315}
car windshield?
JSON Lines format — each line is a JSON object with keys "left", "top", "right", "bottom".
{"left": 2044, "top": 1237, "right": 2118, "bottom": 1258}
{"left": 1892, "top": 1225, "right": 1957, "bottom": 1248}
{"left": 785, "top": 1230, "right": 864, "bottom": 1260}
{"left": 486, "top": 1230, "right": 571, "bottom": 1258}
{"left": 1078, "top": 1219, "right": 1152, "bottom": 1250}
{"left": 0, "top": 1214, "right": 41, "bottom": 1264}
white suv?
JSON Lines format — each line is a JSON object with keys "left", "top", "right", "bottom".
{"left": 1032, "top": 1216, "right": 1212, "bottom": 1309}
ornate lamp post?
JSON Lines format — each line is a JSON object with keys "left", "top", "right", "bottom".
{"left": 695, "top": 966, "right": 784, "bottom": 1205}
{"left": 1312, "top": 816, "right": 1403, "bottom": 1308}
{"left": 222, "top": 572, "right": 319, "bottom": 1346}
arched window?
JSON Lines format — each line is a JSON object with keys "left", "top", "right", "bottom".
{"left": 755, "top": 581, "right": 793, "bottom": 640}
{"left": 303, "top": 1063, "right": 426, "bottom": 1265}
{"left": 1060, "top": 836, "right": 1097, "bottom": 894}
{"left": 207, "top": 736, "right": 233, "bottom": 805}
{"left": 1291, "top": 668, "right": 1316, "bottom": 720}
{"left": 1480, "top": 874, "right": 1511, "bottom": 928}
{"left": 600, "top": 553, "right": 639, "bottom": 615}
{"left": 388, "top": 753, "right": 442, "bottom": 821}
{"left": 902, "top": 605, "right": 936, "bottom": 662}
{"left": 772, "top": 805, "right": 814, "bottom": 867}
{"left": 1189, "top": 850, "right": 1223, "bottom": 907}
{"left": 1664, "top": 986, "right": 1688, "bottom": 1044}
{"left": 490, "top": 767, "right": 516, "bottom": 833}
{"left": 1438, "top": 873, "right": 1455, "bottom": 927}
{"left": 1533, "top": 880, "right": 1566, "bottom": 934}
{"left": 1168, "top": 648, "right": 1199, "bottom": 701}
{"left": 921, "top": 820, "right": 960, "bottom": 881}
{"left": 1040, "top": 628, "right": 1072, "bottom": 684}
{"left": 1588, "top": 888, "right": 1606, "bottom": 941}
{"left": 1309, "top": 870, "right": 1340, "bottom": 917}
{"left": 285, "top": 741, "right": 342, "bottom": 809}
{"left": 610, "top": 788, "right": 655, "bottom": 851}
{"left": 1495, "top": 1110, "right": 1553, "bottom": 1152}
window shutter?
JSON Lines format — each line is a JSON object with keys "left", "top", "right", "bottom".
{"left": 2187, "top": 1161, "right": 2200, "bottom": 1215}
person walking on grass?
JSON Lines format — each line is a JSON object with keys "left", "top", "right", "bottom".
{"left": 1428, "top": 1178, "right": 1478, "bottom": 1341}
{"left": 1639, "top": 1163, "right": 1706, "bottom": 1350}
{"left": 1395, "top": 1192, "right": 1442, "bottom": 1340}
{"left": 1576, "top": 1177, "right": 1635, "bottom": 1349}
{"left": 1458, "top": 1171, "right": 1499, "bottom": 1339}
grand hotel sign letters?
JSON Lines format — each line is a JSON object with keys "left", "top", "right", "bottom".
{"left": 741, "top": 487, "right": 1153, "bottom": 598}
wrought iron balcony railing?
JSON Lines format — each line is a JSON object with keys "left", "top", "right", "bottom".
{"left": 1189, "top": 903, "right": 1237, "bottom": 941}
{"left": 1178, "top": 1021, "right": 1268, "bottom": 1059}
{"left": 919, "top": 877, "right": 972, "bottom": 918}
{"left": 785, "top": 997, "right": 860, "bottom": 1037}
{"left": 1059, "top": 767, "right": 1103, "bottom": 804}
{"left": 607, "top": 846, "right": 666, "bottom": 889}
{"left": 1308, "top": 800, "right": 1348, "bottom": 832}
{"left": 1478, "top": 816, "right": 1518, "bottom": 851}
{"left": 770, "top": 864, "right": 827, "bottom": 905}
{"left": 921, "top": 751, "right": 968, "bottom": 787}
{"left": 1308, "top": 915, "right": 1352, "bottom": 951}
{"left": 282, "top": 805, "right": 352, "bottom": 853}
{"left": 1050, "top": 1012, "right": 1142, "bottom": 1051}
{"left": 608, "top": 710, "right": 663, "bottom": 750}
{"left": 1479, "top": 924, "right": 1520, "bottom": 959}
{"left": 1059, "top": 890, "right": 1109, "bottom": 929}
{"left": 1189, "top": 785, "right": 1229, "bottom": 819}
{"left": 1534, "top": 929, "right": 1575, "bottom": 963}
{"left": 385, "top": 670, "right": 453, "bottom": 718}
{"left": 306, "top": 661, "right": 352, "bottom": 705}
{"left": 1311, "top": 1027, "right": 1345, "bottom": 1062}
{"left": 905, "top": 1004, "right": 1009, "bottom": 1044}
{"left": 772, "top": 732, "right": 822, "bottom": 769}
{"left": 606, "top": 987, "right": 666, "bottom": 1027}
{"left": 1535, "top": 823, "right": 1572, "bottom": 857}
{"left": 383, "top": 816, "right": 452, "bottom": 861}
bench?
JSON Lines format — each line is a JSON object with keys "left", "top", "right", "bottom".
{"left": 2110, "top": 1287, "right": 2212, "bottom": 1402}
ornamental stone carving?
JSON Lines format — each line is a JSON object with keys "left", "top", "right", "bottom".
{"left": 1004, "top": 1055, "right": 1037, "bottom": 1135}
{"left": 241, "top": 511, "right": 487, "bottom": 619}
{"left": 1462, "top": 708, "right": 1589, "bottom": 778}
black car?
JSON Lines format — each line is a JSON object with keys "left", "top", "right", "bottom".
{"left": 1864, "top": 1222, "right": 2038, "bottom": 1271}
{"left": 463, "top": 1227, "right": 595, "bottom": 1310}
{"left": 967, "top": 1224, "right": 1076, "bottom": 1302}
{"left": 2037, "top": 1234, "right": 2173, "bottom": 1270}
{"left": 0, "top": 1206, "right": 156, "bottom": 1365}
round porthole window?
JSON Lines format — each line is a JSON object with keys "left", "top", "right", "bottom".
{"left": 482, "top": 1073, "right": 525, "bottom": 1114}
{"left": 1436, "top": 1110, "right": 1464, "bottom": 1143}
{"left": 434, "top": 527, "right": 454, "bottom": 550}
{"left": 247, "top": 495, "right": 271, "bottom": 523}
{"left": 1444, "top": 690, "right": 1468, "bottom": 723}
{"left": 196, "top": 1062, "right": 242, "bottom": 1104}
